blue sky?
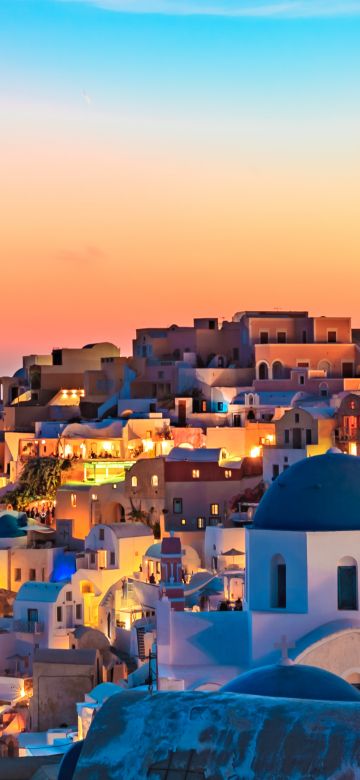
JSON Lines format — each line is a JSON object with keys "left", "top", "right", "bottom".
{"left": 1, "top": 0, "right": 360, "bottom": 375}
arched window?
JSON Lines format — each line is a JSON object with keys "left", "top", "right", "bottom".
{"left": 131, "top": 475, "right": 138, "bottom": 488}
{"left": 258, "top": 362, "right": 269, "bottom": 380}
{"left": 318, "top": 360, "right": 331, "bottom": 376}
{"left": 319, "top": 382, "right": 328, "bottom": 398}
{"left": 248, "top": 394, "right": 254, "bottom": 406}
{"left": 338, "top": 556, "right": 358, "bottom": 610}
{"left": 271, "top": 553, "right": 286, "bottom": 608}
{"left": 272, "top": 361, "right": 283, "bottom": 380}
{"left": 151, "top": 475, "right": 158, "bottom": 487}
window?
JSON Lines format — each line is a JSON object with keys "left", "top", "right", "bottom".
{"left": 233, "top": 414, "right": 241, "bottom": 428}
{"left": 14, "top": 568, "right": 21, "bottom": 582}
{"left": 197, "top": 517, "right": 206, "bottom": 529}
{"left": 217, "top": 402, "right": 224, "bottom": 411}
{"left": 209, "top": 320, "right": 216, "bottom": 330}
{"left": 99, "top": 528, "right": 105, "bottom": 540}
{"left": 277, "top": 332, "right": 286, "bottom": 343}
{"left": 248, "top": 395, "right": 254, "bottom": 406}
{"left": 338, "top": 558, "right": 357, "bottom": 610}
{"left": 258, "top": 362, "right": 269, "bottom": 380}
{"left": 192, "top": 469, "right": 200, "bottom": 479}
{"left": 151, "top": 475, "right": 159, "bottom": 487}
{"left": 233, "top": 347, "right": 239, "bottom": 361}
{"left": 173, "top": 498, "right": 183, "bottom": 514}
{"left": 181, "top": 518, "right": 186, "bottom": 526}
{"left": 57, "top": 606, "right": 62, "bottom": 622}
{"left": 260, "top": 331, "right": 269, "bottom": 344}
{"left": 271, "top": 554, "right": 286, "bottom": 608}
{"left": 110, "top": 552, "right": 115, "bottom": 565}
{"left": 91, "top": 493, "right": 98, "bottom": 501}
{"left": 299, "top": 375, "right": 305, "bottom": 385}
{"left": 295, "top": 413, "right": 300, "bottom": 423}
{"left": 75, "top": 604, "right": 82, "bottom": 620}
{"left": 29, "top": 569, "right": 36, "bottom": 581}
{"left": 90, "top": 552, "right": 96, "bottom": 564}
{"left": 71, "top": 493, "right": 77, "bottom": 508}
{"left": 343, "top": 363, "right": 354, "bottom": 378}
{"left": 328, "top": 330, "right": 337, "bottom": 343}
{"left": 66, "top": 591, "right": 72, "bottom": 601}
{"left": 284, "top": 429, "right": 290, "bottom": 444}
{"left": 210, "top": 503, "right": 219, "bottom": 516}
{"left": 272, "top": 464, "right": 280, "bottom": 480}
{"left": 272, "top": 361, "right": 283, "bottom": 379}
{"left": 306, "top": 429, "right": 312, "bottom": 445}
{"left": 28, "top": 608, "right": 38, "bottom": 623}
{"left": 225, "top": 470, "right": 232, "bottom": 479}
{"left": 131, "top": 475, "right": 138, "bottom": 488}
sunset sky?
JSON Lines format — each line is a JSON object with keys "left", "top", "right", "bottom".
{"left": 1, "top": 0, "right": 360, "bottom": 375}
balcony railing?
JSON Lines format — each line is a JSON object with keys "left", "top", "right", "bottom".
{"left": 13, "top": 620, "right": 44, "bottom": 634}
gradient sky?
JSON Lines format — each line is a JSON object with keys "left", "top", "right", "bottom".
{"left": 1, "top": 0, "right": 360, "bottom": 375}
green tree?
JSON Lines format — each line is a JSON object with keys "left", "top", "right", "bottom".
{"left": 6, "top": 457, "right": 71, "bottom": 511}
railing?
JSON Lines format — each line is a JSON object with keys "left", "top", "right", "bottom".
{"left": 13, "top": 620, "right": 44, "bottom": 634}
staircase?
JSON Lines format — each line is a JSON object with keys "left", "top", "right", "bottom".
{"left": 136, "top": 626, "right": 146, "bottom": 660}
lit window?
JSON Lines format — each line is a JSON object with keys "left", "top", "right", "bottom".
{"left": 181, "top": 518, "right": 186, "bottom": 526}
{"left": 71, "top": 493, "right": 77, "bottom": 508}
{"left": 91, "top": 493, "right": 98, "bottom": 501}
{"left": 224, "top": 470, "right": 232, "bottom": 479}
{"left": 151, "top": 475, "right": 159, "bottom": 487}
{"left": 197, "top": 517, "right": 205, "bottom": 529}
{"left": 210, "top": 503, "right": 219, "bottom": 516}
{"left": 131, "top": 476, "right": 138, "bottom": 488}
{"left": 192, "top": 469, "right": 200, "bottom": 479}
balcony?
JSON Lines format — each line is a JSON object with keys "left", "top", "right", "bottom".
{"left": 13, "top": 620, "right": 44, "bottom": 634}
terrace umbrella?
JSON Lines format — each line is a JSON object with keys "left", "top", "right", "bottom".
{"left": 221, "top": 548, "right": 244, "bottom": 565}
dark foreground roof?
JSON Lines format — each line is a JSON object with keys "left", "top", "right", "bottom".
{"left": 72, "top": 690, "right": 360, "bottom": 780}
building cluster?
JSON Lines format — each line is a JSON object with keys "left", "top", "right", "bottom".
{"left": 1, "top": 310, "right": 360, "bottom": 776}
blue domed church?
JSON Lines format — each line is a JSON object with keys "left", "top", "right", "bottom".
{"left": 246, "top": 450, "right": 360, "bottom": 683}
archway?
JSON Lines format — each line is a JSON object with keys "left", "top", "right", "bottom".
{"left": 258, "top": 362, "right": 269, "bottom": 380}
{"left": 270, "top": 553, "right": 286, "bottom": 608}
{"left": 272, "top": 361, "right": 283, "bottom": 380}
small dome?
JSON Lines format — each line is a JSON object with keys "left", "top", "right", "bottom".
{"left": 0, "top": 511, "right": 27, "bottom": 538}
{"left": 144, "top": 542, "right": 162, "bottom": 559}
{"left": 254, "top": 453, "right": 360, "bottom": 532}
{"left": 222, "top": 663, "right": 360, "bottom": 702}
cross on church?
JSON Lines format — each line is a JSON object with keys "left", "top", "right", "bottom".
{"left": 274, "top": 635, "right": 295, "bottom": 665}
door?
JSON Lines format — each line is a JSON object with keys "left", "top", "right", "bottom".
{"left": 178, "top": 401, "right": 187, "bottom": 426}
{"left": 65, "top": 605, "right": 73, "bottom": 628}
{"left": 293, "top": 428, "right": 302, "bottom": 449}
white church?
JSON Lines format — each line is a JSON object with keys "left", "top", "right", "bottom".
{"left": 157, "top": 449, "right": 360, "bottom": 689}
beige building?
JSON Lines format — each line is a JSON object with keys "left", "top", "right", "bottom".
{"left": 30, "top": 648, "right": 100, "bottom": 730}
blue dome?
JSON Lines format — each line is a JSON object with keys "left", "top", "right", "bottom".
{"left": 254, "top": 453, "right": 360, "bottom": 531}
{"left": 222, "top": 663, "right": 360, "bottom": 702}
{"left": 0, "top": 511, "right": 27, "bottom": 538}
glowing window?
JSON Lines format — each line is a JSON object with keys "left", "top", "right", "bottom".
{"left": 192, "top": 469, "right": 200, "bottom": 479}
{"left": 151, "top": 475, "right": 159, "bottom": 487}
{"left": 71, "top": 493, "right": 77, "bottom": 508}
{"left": 197, "top": 517, "right": 205, "bottom": 529}
{"left": 131, "top": 476, "right": 138, "bottom": 488}
{"left": 181, "top": 518, "right": 186, "bottom": 526}
{"left": 210, "top": 503, "right": 219, "bottom": 516}
{"left": 225, "top": 470, "right": 232, "bottom": 479}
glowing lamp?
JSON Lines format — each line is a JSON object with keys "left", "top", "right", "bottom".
{"left": 250, "top": 446, "right": 262, "bottom": 458}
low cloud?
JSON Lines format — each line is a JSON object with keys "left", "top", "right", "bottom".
{"left": 56, "top": 246, "right": 105, "bottom": 266}
{"left": 58, "top": 0, "right": 360, "bottom": 18}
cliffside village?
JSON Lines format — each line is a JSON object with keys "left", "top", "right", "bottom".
{"left": 2, "top": 310, "right": 360, "bottom": 777}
